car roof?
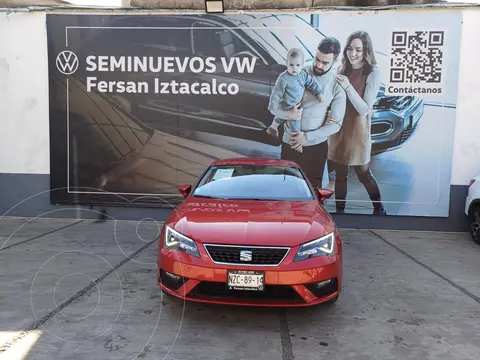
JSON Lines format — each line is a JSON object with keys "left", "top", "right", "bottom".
{"left": 211, "top": 157, "right": 300, "bottom": 168}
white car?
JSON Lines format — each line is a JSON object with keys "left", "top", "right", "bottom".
{"left": 465, "top": 173, "right": 480, "bottom": 245}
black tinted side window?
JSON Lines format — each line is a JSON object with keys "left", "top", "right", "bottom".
{"left": 137, "top": 17, "right": 193, "bottom": 56}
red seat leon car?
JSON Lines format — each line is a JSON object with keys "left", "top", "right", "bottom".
{"left": 157, "top": 158, "right": 343, "bottom": 307}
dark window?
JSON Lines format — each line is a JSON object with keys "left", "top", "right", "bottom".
{"left": 192, "top": 23, "right": 251, "bottom": 60}
{"left": 192, "top": 164, "right": 314, "bottom": 201}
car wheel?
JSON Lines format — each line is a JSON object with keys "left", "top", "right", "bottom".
{"left": 469, "top": 205, "right": 480, "bottom": 245}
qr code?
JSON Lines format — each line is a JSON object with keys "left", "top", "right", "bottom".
{"left": 389, "top": 30, "right": 444, "bottom": 84}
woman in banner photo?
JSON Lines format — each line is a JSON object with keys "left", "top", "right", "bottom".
{"left": 327, "top": 30, "right": 386, "bottom": 215}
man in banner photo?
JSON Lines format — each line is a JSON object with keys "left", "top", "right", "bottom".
{"left": 268, "top": 37, "right": 347, "bottom": 188}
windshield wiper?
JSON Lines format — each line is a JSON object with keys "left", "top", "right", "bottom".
{"left": 193, "top": 195, "right": 231, "bottom": 200}
{"left": 248, "top": 198, "right": 280, "bottom": 201}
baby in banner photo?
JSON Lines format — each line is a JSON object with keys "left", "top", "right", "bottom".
{"left": 266, "top": 48, "right": 324, "bottom": 153}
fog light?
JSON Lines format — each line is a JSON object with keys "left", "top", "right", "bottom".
{"left": 160, "top": 269, "right": 187, "bottom": 290}
{"left": 165, "top": 271, "right": 181, "bottom": 280}
{"left": 314, "top": 279, "right": 332, "bottom": 288}
{"left": 305, "top": 278, "right": 338, "bottom": 298}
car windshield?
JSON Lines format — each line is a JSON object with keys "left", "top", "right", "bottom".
{"left": 191, "top": 164, "right": 315, "bottom": 201}
{"left": 235, "top": 14, "right": 326, "bottom": 65}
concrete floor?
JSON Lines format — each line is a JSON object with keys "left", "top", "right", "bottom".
{"left": 1, "top": 216, "right": 479, "bottom": 360}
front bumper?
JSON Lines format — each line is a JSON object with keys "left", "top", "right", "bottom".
{"left": 157, "top": 243, "right": 342, "bottom": 307}
{"left": 371, "top": 97, "right": 424, "bottom": 152}
{"left": 465, "top": 181, "right": 479, "bottom": 216}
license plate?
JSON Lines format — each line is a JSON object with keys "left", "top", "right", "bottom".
{"left": 227, "top": 270, "right": 265, "bottom": 291}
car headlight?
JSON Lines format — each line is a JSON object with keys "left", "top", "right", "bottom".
{"left": 164, "top": 226, "right": 200, "bottom": 258}
{"left": 293, "top": 232, "right": 335, "bottom": 261}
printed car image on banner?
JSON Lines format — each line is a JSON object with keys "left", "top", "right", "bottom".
{"left": 46, "top": 11, "right": 462, "bottom": 217}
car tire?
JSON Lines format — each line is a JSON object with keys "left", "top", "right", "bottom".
{"left": 325, "top": 294, "right": 339, "bottom": 305}
{"left": 469, "top": 204, "right": 480, "bottom": 245}
{"left": 161, "top": 288, "right": 171, "bottom": 297}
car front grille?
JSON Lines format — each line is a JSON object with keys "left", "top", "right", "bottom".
{"left": 204, "top": 244, "right": 290, "bottom": 266}
{"left": 396, "top": 122, "right": 418, "bottom": 145}
{"left": 188, "top": 281, "right": 305, "bottom": 304}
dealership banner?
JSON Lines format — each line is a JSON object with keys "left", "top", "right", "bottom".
{"left": 46, "top": 11, "right": 462, "bottom": 217}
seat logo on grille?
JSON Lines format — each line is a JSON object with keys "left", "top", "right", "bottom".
{"left": 240, "top": 250, "right": 252, "bottom": 262}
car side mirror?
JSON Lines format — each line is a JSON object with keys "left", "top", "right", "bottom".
{"left": 177, "top": 184, "right": 192, "bottom": 198}
{"left": 317, "top": 187, "right": 334, "bottom": 204}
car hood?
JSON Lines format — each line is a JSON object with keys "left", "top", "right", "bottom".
{"left": 168, "top": 198, "right": 334, "bottom": 247}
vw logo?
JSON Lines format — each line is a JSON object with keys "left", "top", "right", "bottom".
{"left": 56, "top": 50, "right": 79, "bottom": 75}
{"left": 240, "top": 250, "right": 252, "bottom": 262}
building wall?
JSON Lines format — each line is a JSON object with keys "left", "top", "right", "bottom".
{"left": 0, "top": 12, "right": 50, "bottom": 175}
{"left": 0, "top": 8, "right": 478, "bottom": 230}
{"left": 450, "top": 9, "right": 480, "bottom": 186}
